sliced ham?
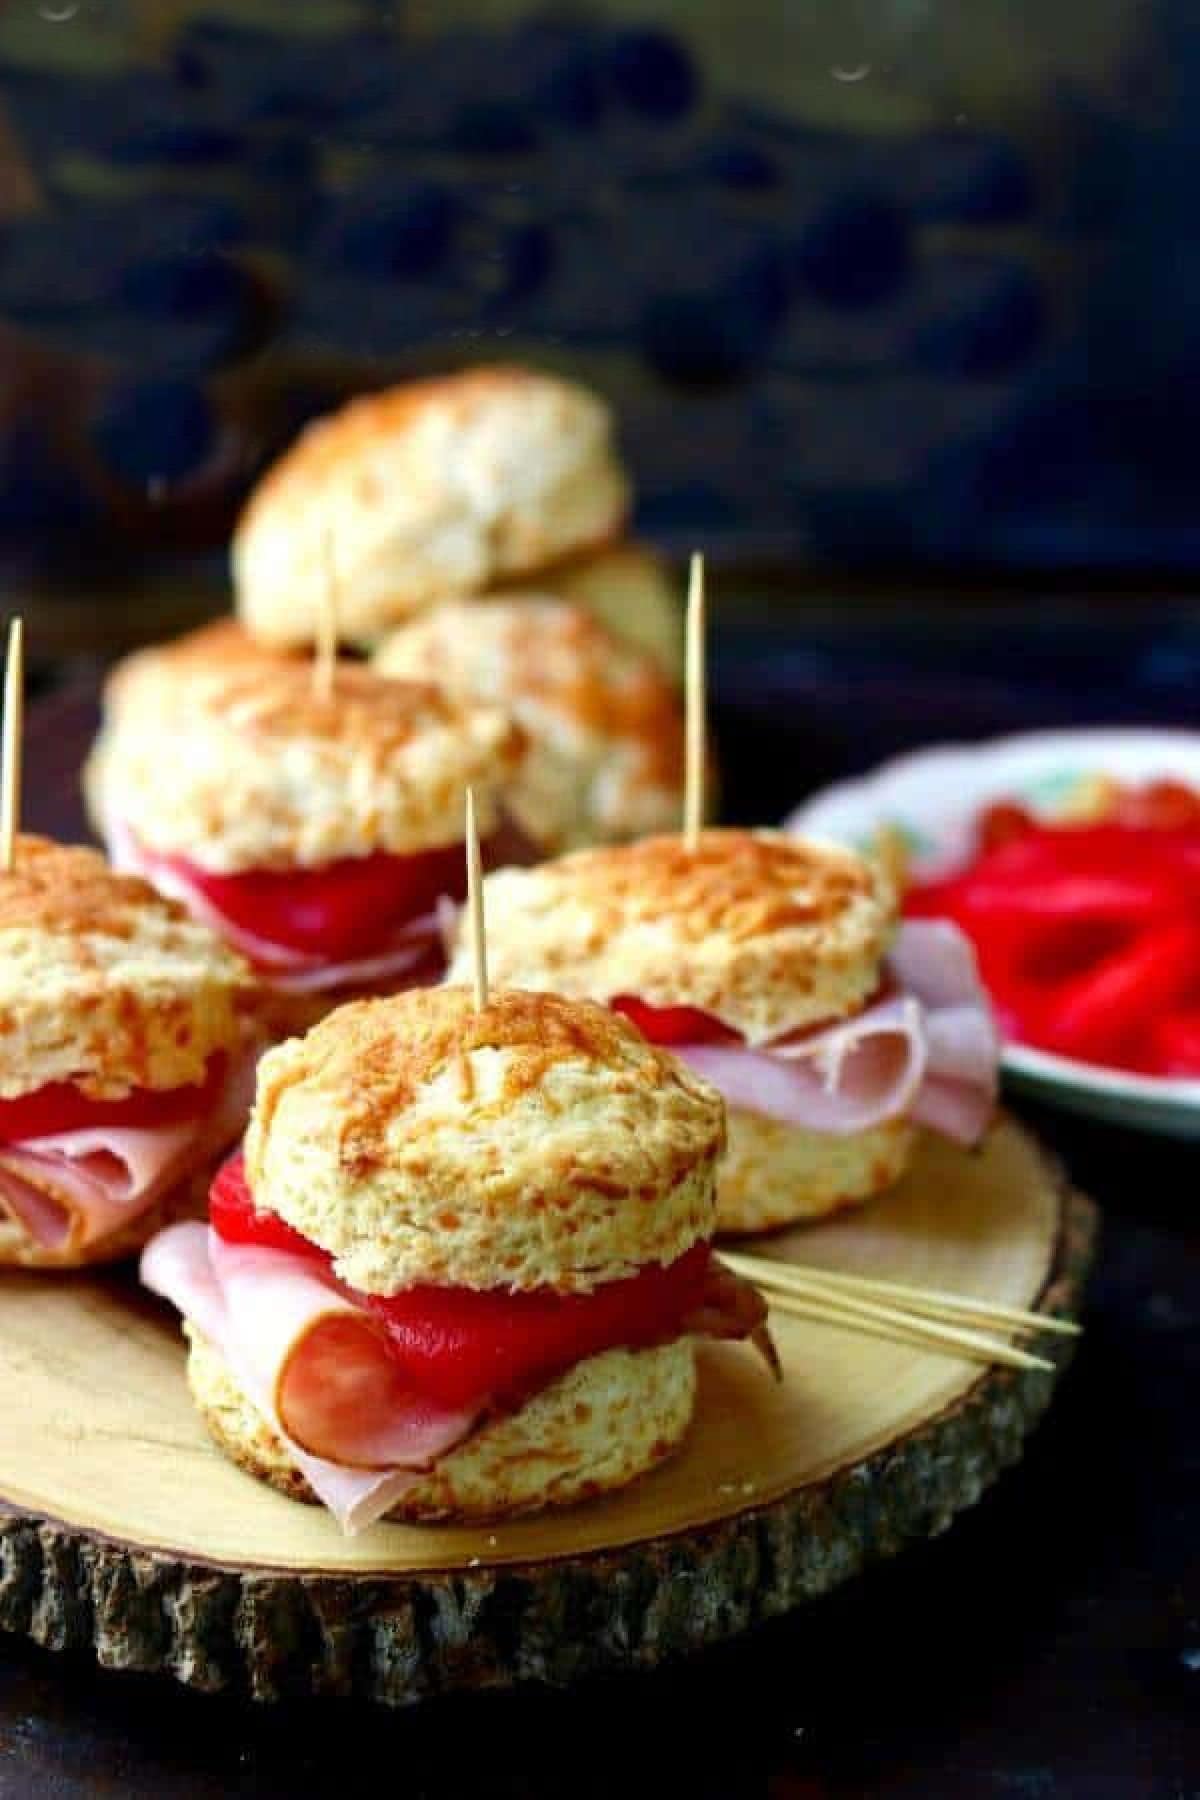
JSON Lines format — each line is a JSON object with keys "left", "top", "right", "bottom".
{"left": 0, "top": 1047, "right": 257, "bottom": 1253}
{"left": 141, "top": 1222, "right": 480, "bottom": 1534}
{"left": 109, "top": 819, "right": 444, "bottom": 994}
{"left": 678, "top": 995, "right": 929, "bottom": 1136}
{"left": 208, "top": 1235, "right": 478, "bottom": 1468}
{"left": 0, "top": 1174, "right": 80, "bottom": 1251}
{"left": 673, "top": 920, "right": 997, "bottom": 1147}
{"left": 107, "top": 816, "right": 310, "bottom": 970}
{"left": 886, "top": 920, "right": 1000, "bottom": 1145}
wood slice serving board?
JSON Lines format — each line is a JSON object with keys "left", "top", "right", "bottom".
{"left": 0, "top": 1118, "right": 1095, "bottom": 1707}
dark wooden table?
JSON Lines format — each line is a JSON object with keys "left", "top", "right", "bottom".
{"left": 2, "top": 612, "right": 1199, "bottom": 1797}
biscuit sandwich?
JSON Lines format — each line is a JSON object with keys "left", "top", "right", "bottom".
{"left": 374, "top": 596, "right": 685, "bottom": 853}
{"left": 232, "top": 366, "right": 630, "bottom": 649}
{"left": 141, "top": 986, "right": 771, "bottom": 1532}
{"left": 0, "top": 836, "right": 260, "bottom": 1268}
{"left": 85, "top": 652, "right": 528, "bottom": 1025}
{"left": 446, "top": 831, "right": 999, "bottom": 1234}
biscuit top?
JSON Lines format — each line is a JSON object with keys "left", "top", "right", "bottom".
{"left": 233, "top": 366, "right": 631, "bottom": 648}
{"left": 244, "top": 986, "right": 724, "bottom": 1295}
{"left": 101, "top": 619, "right": 293, "bottom": 717}
{"left": 85, "top": 622, "right": 294, "bottom": 840}
{"left": 447, "top": 829, "right": 897, "bottom": 1045}
{"left": 0, "top": 834, "right": 167, "bottom": 937}
{"left": 0, "top": 836, "right": 255, "bottom": 1098}
{"left": 374, "top": 597, "right": 684, "bottom": 851}
{"left": 87, "top": 656, "right": 525, "bottom": 872}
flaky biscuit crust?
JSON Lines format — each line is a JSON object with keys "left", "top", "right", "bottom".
{"left": 87, "top": 661, "right": 524, "bottom": 872}
{"left": 187, "top": 1329, "right": 696, "bottom": 1522}
{"left": 0, "top": 836, "right": 255, "bottom": 1098}
{"left": 245, "top": 987, "right": 723, "bottom": 1294}
{"left": 448, "top": 830, "right": 897, "bottom": 1045}
{"left": 717, "top": 1111, "right": 916, "bottom": 1235}
{"left": 233, "top": 367, "right": 630, "bottom": 647}
{"left": 84, "top": 620, "right": 298, "bottom": 842}
{"left": 374, "top": 597, "right": 684, "bottom": 852}
{"left": 101, "top": 619, "right": 294, "bottom": 715}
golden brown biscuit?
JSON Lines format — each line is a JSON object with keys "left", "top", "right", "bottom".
{"left": 244, "top": 986, "right": 725, "bottom": 1295}
{"left": 374, "top": 597, "right": 684, "bottom": 852}
{"left": 445, "top": 831, "right": 907, "bottom": 1231}
{"left": 233, "top": 368, "right": 630, "bottom": 647}
{"left": 0, "top": 835, "right": 255, "bottom": 1099}
{"left": 102, "top": 618, "right": 292, "bottom": 712}
{"left": 447, "top": 829, "right": 897, "bottom": 1047}
{"left": 86, "top": 660, "right": 524, "bottom": 873}
{"left": 84, "top": 621, "right": 296, "bottom": 841}
{"left": 187, "top": 1328, "right": 695, "bottom": 1522}
{"left": 717, "top": 1111, "right": 916, "bottom": 1234}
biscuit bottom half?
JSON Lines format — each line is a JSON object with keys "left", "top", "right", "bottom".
{"left": 187, "top": 1328, "right": 697, "bottom": 1523}
{"left": 717, "top": 1109, "right": 917, "bottom": 1236}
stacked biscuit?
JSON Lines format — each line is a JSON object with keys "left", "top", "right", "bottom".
{"left": 89, "top": 369, "right": 687, "bottom": 1016}
{"left": 231, "top": 365, "right": 687, "bottom": 853}
{"left": 232, "top": 365, "right": 690, "bottom": 856}
{"left": 232, "top": 367, "right": 681, "bottom": 672}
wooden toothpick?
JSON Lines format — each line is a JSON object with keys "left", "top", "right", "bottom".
{"left": 721, "top": 1251, "right": 1080, "bottom": 1341}
{"left": 314, "top": 532, "right": 338, "bottom": 701}
{"left": 683, "top": 550, "right": 706, "bottom": 851}
{"left": 0, "top": 618, "right": 23, "bottom": 873}
{"left": 465, "top": 786, "right": 489, "bottom": 1011}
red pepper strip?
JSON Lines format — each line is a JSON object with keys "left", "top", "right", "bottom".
{"left": 1036, "top": 923, "right": 1200, "bottom": 1067}
{"left": 0, "top": 1053, "right": 227, "bottom": 1144}
{"left": 210, "top": 1150, "right": 322, "bottom": 1260}
{"left": 932, "top": 873, "right": 1185, "bottom": 926}
{"left": 366, "top": 1246, "right": 712, "bottom": 1411}
{"left": 164, "top": 844, "right": 467, "bottom": 960}
{"left": 610, "top": 995, "right": 738, "bottom": 1045}
{"left": 1146, "top": 1010, "right": 1200, "bottom": 1077}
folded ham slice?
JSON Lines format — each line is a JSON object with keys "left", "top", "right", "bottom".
{"left": 108, "top": 820, "right": 443, "bottom": 993}
{"left": 0, "top": 1048, "right": 257, "bottom": 1253}
{"left": 889, "top": 920, "right": 1001, "bottom": 1143}
{"left": 142, "top": 1223, "right": 473, "bottom": 1534}
{"left": 673, "top": 920, "right": 998, "bottom": 1147}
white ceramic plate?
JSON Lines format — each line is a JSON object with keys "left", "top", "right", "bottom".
{"left": 787, "top": 728, "right": 1200, "bottom": 1138}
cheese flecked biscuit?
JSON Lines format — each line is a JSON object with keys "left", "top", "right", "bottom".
{"left": 375, "top": 597, "right": 684, "bottom": 852}
{"left": 234, "top": 367, "right": 630, "bottom": 647}
{"left": 245, "top": 986, "right": 725, "bottom": 1294}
